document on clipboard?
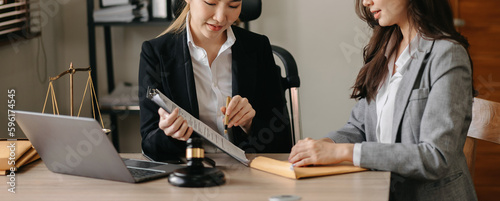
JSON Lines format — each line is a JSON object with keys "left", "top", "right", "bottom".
{"left": 146, "top": 88, "right": 250, "bottom": 166}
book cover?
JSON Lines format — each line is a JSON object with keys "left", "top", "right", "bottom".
{"left": 250, "top": 156, "right": 367, "bottom": 179}
{"left": 0, "top": 139, "right": 40, "bottom": 174}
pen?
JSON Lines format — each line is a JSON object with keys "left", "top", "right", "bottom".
{"left": 224, "top": 96, "right": 231, "bottom": 134}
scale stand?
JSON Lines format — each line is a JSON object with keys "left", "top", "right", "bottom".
{"left": 42, "top": 62, "right": 110, "bottom": 134}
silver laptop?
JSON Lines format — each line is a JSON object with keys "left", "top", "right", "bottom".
{"left": 15, "top": 110, "right": 183, "bottom": 183}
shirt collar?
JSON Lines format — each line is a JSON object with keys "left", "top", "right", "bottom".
{"left": 220, "top": 26, "right": 236, "bottom": 54}
{"left": 385, "top": 33, "right": 421, "bottom": 75}
{"left": 395, "top": 34, "right": 420, "bottom": 74}
{"left": 186, "top": 12, "right": 196, "bottom": 48}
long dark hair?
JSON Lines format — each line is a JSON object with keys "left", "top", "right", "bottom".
{"left": 351, "top": 0, "right": 472, "bottom": 102}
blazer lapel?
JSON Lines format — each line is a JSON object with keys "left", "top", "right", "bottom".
{"left": 366, "top": 100, "right": 378, "bottom": 142}
{"left": 161, "top": 32, "right": 200, "bottom": 118}
{"left": 181, "top": 33, "right": 200, "bottom": 118}
{"left": 391, "top": 38, "right": 434, "bottom": 142}
{"left": 231, "top": 38, "right": 256, "bottom": 99}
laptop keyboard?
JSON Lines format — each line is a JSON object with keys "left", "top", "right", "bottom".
{"left": 128, "top": 167, "right": 166, "bottom": 179}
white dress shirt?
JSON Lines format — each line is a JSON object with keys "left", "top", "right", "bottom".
{"left": 353, "top": 35, "right": 420, "bottom": 166}
{"left": 186, "top": 13, "right": 235, "bottom": 150}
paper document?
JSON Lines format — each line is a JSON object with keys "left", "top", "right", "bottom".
{"left": 147, "top": 88, "right": 250, "bottom": 166}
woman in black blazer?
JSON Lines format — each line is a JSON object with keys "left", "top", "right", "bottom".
{"left": 139, "top": 0, "right": 292, "bottom": 161}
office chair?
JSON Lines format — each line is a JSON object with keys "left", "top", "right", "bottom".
{"left": 171, "top": 0, "right": 302, "bottom": 145}
{"left": 271, "top": 45, "right": 302, "bottom": 145}
{"left": 238, "top": 0, "right": 302, "bottom": 145}
{"left": 463, "top": 97, "right": 500, "bottom": 179}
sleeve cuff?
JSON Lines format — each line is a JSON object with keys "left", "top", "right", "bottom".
{"left": 353, "top": 143, "right": 362, "bottom": 167}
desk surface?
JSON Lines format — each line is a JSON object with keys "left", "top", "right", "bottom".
{"left": 2, "top": 153, "right": 390, "bottom": 201}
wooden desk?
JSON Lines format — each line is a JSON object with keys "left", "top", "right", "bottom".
{"left": 1, "top": 154, "right": 390, "bottom": 200}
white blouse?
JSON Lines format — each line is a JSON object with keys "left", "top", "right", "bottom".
{"left": 353, "top": 34, "right": 420, "bottom": 166}
{"left": 185, "top": 13, "right": 235, "bottom": 152}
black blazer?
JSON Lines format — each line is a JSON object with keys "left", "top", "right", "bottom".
{"left": 138, "top": 26, "right": 292, "bottom": 161}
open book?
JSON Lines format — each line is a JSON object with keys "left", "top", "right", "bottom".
{"left": 250, "top": 156, "right": 367, "bottom": 179}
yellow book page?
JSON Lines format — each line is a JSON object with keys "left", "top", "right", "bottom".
{"left": 0, "top": 140, "right": 33, "bottom": 170}
{"left": 15, "top": 147, "right": 39, "bottom": 168}
{"left": 293, "top": 162, "right": 367, "bottom": 179}
{"left": 22, "top": 153, "right": 41, "bottom": 166}
{"left": 250, "top": 156, "right": 367, "bottom": 179}
{"left": 250, "top": 156, "right": 297, "bottom": 179}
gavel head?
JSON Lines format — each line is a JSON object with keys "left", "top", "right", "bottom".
{"left": 186, "top": 138, "right": 204, "bottom": 170}
{"left": 168, "top": 137, "right": 226, "bottom": 187}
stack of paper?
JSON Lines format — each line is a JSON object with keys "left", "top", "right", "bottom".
{"left": 94, "top": 4, "right": 137, "bottom": 22}
{"left": 102, "top": 0, "right": 129, "bottom": 7}
{"left": 93, "top": 1, "right": 149, "bottom": 23}
{"left": 100, "top": 82, "right": 139, "bottom": 107}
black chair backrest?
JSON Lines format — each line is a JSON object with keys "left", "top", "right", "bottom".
{"left": 272, "top": 45, "right": 300, "bottom": 89}
{"left": 239, "top": 0, "right": 262, "bottom": 22}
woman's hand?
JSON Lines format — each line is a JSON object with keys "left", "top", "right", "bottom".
{"left": 158, "top": 108, "right": 193, "bottom": 141}
{"left": 220, "top": 95, "right": 256, "bottom": 133}
{"left": 288, "top": 138, "right": 354, "bottom": 167}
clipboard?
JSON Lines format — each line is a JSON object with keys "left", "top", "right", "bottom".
{"left": 147, "top": 88, "right": 250, "bottom": 166}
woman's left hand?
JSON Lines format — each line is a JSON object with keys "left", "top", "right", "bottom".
{"left": 221, "top": 95, "right": 255, "bottom": 133}
{"left": 288, "top": 138, "right": 354, "bottom": 167}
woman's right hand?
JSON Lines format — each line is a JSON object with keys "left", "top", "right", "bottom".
{"left": 158, "top": 108, "right": 193, "bottom": 141}
{"left": 288, "top": 138, "right": 353, "bottom": 167}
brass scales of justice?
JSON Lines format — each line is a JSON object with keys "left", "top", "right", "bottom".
{"left": 42, "top": 62, "right": 111, "bottom": 134}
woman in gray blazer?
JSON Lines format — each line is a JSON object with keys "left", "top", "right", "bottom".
{"left": 289, "top": 0, "right": 477, "bottom": 200}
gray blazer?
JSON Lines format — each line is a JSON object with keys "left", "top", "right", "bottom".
{"left": 327, "top": 38, "right": 477, "bottom": 201}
